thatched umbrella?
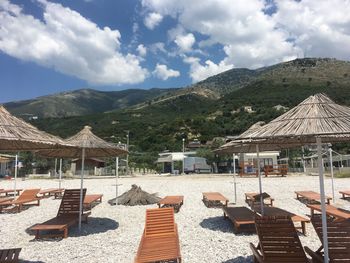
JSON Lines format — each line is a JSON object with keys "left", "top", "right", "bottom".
{"left": 37, "top": 125, "right": 128, "bottom": 231}
{"left": 228, "top": 93, "right": 350, "bottom": 263}
{"left": 0, "top": 105, "right": 72, "bottom": 196}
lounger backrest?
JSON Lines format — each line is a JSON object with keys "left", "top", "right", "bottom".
{"left": 0, "top": 248, "right": 22, "bottom": 262}
{"left": 255, "top": 216, "right": 308, "bottom": 263}
{"left": 311, "top": 215, "right": 350, "bottom": 262}
{"left": 17, "top": 189, "right": 40, "bottom": 201}
{"left": 144, "top": 208, "right": 175, "bottom": 237}
{"left": 57, "top": 189, "right": 86, "bottom": 217}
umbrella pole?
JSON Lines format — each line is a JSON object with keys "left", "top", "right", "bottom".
{"left": 232, "top": 154, "right": 237, "bottom": 204}
{"left": 116, "top": 156, "right": 119, "bottom": 206}
{"left": 59, "top": 158, "right": 62, "bottom": 190}
{"left": 78, "top": 148, "right": 86, "bottom": 232}
{"left": 329, "top": 148, "right": 335, "bottom": 201}
{"left": 14, "top": 153, "right": 18, "bottom": 198}
{"left": 256, "top": 144, "right": 264, "bottom": 215}
{"left": 316, "top": 137, "right": 329, "bottom": 263}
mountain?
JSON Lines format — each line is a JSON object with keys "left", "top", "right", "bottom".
{"left": 4, "top": 88, "right": 173, "bottom": 118}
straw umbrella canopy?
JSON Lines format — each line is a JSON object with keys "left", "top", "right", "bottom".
{"left": 228, "top": 93, "right": 350, "bottom": 263}
{"left": 0, "top": 105, "right": 74, "bottom": 196}
{"left": 37, "top": 125, "right": 128, "bottom": 231}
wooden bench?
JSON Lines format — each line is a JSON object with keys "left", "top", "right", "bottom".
{"left": 0, "top": 248, "right": 22, "bottom": 263}
{"left": 263, "top": 164, "right": 288, "bottom": 177}
{"left": 39, "top": 188, "right": 64, "bottom": 198}
{"left": 305, "top": 215, "right": 350, "bottom": 263}
{"left": 253, "top": 206, "right": 310, "bottom": 235}
{"left": 340, "top": 190, "right": 350, "bottom": 199}
{"left": 295, "top": 190, "right": 332, "bottom": 204}
{"left": 30, "top": 189, "right": 90, "bottom": 239}
{"left": 223, "top": 206, "right": 256, "bottom": 233}
{"left": 202, "top": 192, "right": 229, "bottom": 207}
{"left": 158, "top": 196, "right": 184, "bottom": 213}
{"left": 307, "top": 204, "right": 350, "bottom": 221}
{"left": 0, "top": 189, "right": 40, "bottom": 213}
{"left": 135, "top": 208, "right": 181, "bottom": 263}
{"left": 250, "top": 216, "right": 311, "bottom": 263}
{"left": 83, "top": 194, "right": 103, "bottom": 210}
{"left": 245, "top": 192, "right": 274, "bottom": 207}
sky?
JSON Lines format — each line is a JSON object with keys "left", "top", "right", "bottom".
{"left": 1, "top": 0, "right": 350, "bottom": 103}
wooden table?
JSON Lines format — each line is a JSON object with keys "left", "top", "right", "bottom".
{"left": 83, "top": 194, "right": 103, "bottom": 210}
{"left": 307, "top": 204, "right": 350, "bottom": 221}
{"left": 202, "top": 192, "right": 229, "bottom": 208}
{"left": 158, "top": 196, "right": 184, "bottom": 212}
{"left": 0, "top": 189, "right": 22, "bottom": 196}
{"left": 295, "top": 190, "right": 332, "bottom": 204}
{"left": 253, "top": 206, "right": 310, "bottom": 235}
{"left": 245, "top": 192, "right": 274, "bottom": 207}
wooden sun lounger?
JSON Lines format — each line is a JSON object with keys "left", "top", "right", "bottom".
{"left": 158, "top": 195, "right": 184, "bottom": 213}
{"left": 39, "top": 188, "right": 64, "bottom": 198}
{"left": 0, "top": 189, "right": 23, "bottom": 197}
{"left": 253, "top": 206, "right": 310, "bottom": 235}
{"left": 305, "top": 214, "right": 350, "bottom": 263}
{"left": 339, "top": 190, "right": 350, "bottom": 199}
{"left": 83, "top": 194, "right": 103, "bottom": 210}
{"left": 0, "top": 248, "right": 22, "bottom": 263}
{"left": 202, "top": 192, "right": 229, "bottom": 207}
{"left": 295, "top": 191, "right": 332, "bottom": 204}
{"left": 307, "top": 204, "right": 350, "bottom": 221}
{"left": 135, "top": 208, "right": 181, "bottom": 263}
{"left": 0, "top": 197, "right": 13, "bottom": 203}
{"left": 245, "top": 192, "right": 274, "bottom": 207}
{"left": 30, "top": 189, "right": 90, "bottom": 239}
{"left": 223, "top": 206, "right": 256, "bottom": 233}
{"left": 0, "top": 189, "right": 40, "bottom": 213}
{"left": 250, "top": 216, "right": 311, "bottom": 263}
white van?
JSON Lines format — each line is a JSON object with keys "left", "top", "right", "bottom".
{"left": 184, "top": 157, "right": 212, "bottom": 174}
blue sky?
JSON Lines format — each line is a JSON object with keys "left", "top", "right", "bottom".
{"left": 1, "top": 0, "right": 350, "bottom": 103}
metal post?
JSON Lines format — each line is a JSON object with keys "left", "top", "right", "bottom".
{"left": 329, "top": 148, "right": 335, "bottom": 201}
{"left": 126, "top": 131, "right": 129, "bottom": 175}
{"left": 115, "top": 156, "right": 119, "bottom": 206}
{"left": 302, "top": 146, "right": 306, "bottom": 173}
{"left": 182, "top": 138, "right": 185, "bottom": 174}
{"left": 78, "top": 148, "right": 86, "bottom": 232}
{"left": 54, "top": 158, "right": 57, "bottom": 178}
{"left": 14, "top": 154, "right": 18, "bottom": 197}
{"left": 233, "top": 154, "right": 237, "bottom": 204}
{"left": 59, "top": 159, "right": 62, "bottom": 189}
{"left": 256, "top": 144, "right": 264, "bottom": 215}
{"left": 316, "top": 137, "right": 329, "bottom": 263}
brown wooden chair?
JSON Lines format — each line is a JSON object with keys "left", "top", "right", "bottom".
{"left": 30, "top": 189, "right": 90, "bottom": 239}
{"left": 250, "top": 216, "right": 311, "bottom": 263}
{"left": 0, "top": 189, "right": 40, "bottom": 213}
{"left": 305, "top": 215, "right": 350, "bottom": 263}
{"left": 135, "top": 207, "right": 181, "bottom": 263}
{"left": 0, "top": 248, "right": 21, "bottom": 263}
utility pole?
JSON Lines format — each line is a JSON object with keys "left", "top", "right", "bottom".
{"left": 126, "top": 131, "right": 129, "bottom": 175}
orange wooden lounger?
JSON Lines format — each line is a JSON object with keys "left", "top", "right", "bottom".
{"left": 30, "top": 189, "right": 90, "bottom": 239}
{"left": 250, "top": 216, "right": 311, "bottom": 263}
{"left": 223, "top": 206, "right": 256, "bottom": 233}
{"left": 340, "top": 190, "right": 350, "bottom": 199}
{"left": 0, "top": 248, "right": 22, "bottom": 262}
{"left": 0, "top": 189, "right": 40, "bottom": 213}
{"left": 245, "top": 192, "right": 274, "bottom": 207}
{"left": 295, "top": 191, "right": 332, "bottom": 204}
{"left": 135, "top": 208, "right": 181, "bottom": 263}
{"left": 39, "top": 188, "right": 64, "bottom": 198}
{"left": 0, "top": 189, "right": 23, "bottom": 197}
{"left": 202, "top": 192, "right": 229, "bottom": 207}
{"left": 83, "top": 194, "right": 103, "bottom": 210}
{"left": 307, "top": 204, "right": 350, "bottom": 221}
{"left": 158, "top": 196, "right": 184, "bottom": 212}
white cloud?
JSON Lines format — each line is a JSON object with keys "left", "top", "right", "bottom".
{"left": 0, "top": 0, "right": 148, "bottom": 85}
{"left": 152, "top": 63, "right": 180, "bottom": 80}
{"left": 137, "top": 44, "right": 147, "bottom": 57}
{"left": 141, "top": 0, "right": 350, "bottom": 70}
{"left": 144, "top": 12, "right": 163, "bottom": 30}
{"left": 174, "top": 33, "right": 195, "bottom": 53}
{"left": 184, "top": 56, "right": 233, "bottom": 82}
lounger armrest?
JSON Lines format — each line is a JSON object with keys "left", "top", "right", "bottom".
{"left": 304, "top": 246, "right": 323, "bottom": 263}
{"left": 250, "top": 243, "right": 264, "bottom": 263}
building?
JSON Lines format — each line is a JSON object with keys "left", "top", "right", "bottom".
{"left": 156, "top": 151, "right": 196, "bottom": 174}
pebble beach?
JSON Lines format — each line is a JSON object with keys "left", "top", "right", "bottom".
{"left": 1, "top": 174, "right": 349, "bottom": 263}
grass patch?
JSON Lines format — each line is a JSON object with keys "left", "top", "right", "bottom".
{"left": 334, "top": 172, "right": 350, "bottom": 178}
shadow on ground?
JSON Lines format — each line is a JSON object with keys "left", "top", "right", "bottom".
{"left": 20, "top": 260, "right": 45, "bottom": 263}
{"left": 222, "top": 255, "right": 254, "bottom": 263}
{"left": 200, "top": 216, "right": 233, "bottom": 233}
{"left": 26, "top": 217, "right": 119, "bottom": 240}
